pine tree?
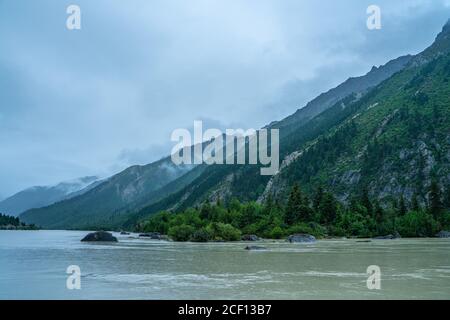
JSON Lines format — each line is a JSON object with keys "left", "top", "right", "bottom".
{"left": 200, "top": 202, "right": 212, "bottom": 220}
{"left": 399, "top": 194, "right": 407, "bottom": 216}
{"left": 411, "top": 193, "right": 421, "bottom": 212}
{"left": 299, "top": 194, "right": 312, "bottom": 222}
{"left": 285, "top": 184, "right": 303, "bottom": 225}
{"left": 373, "top": 200, "right": 384, "bottom": 224}
{"left": 320, "top": 192, "right": 337, "bottom": 224}
{"left": 444, "top": 186, "right": 450, "bottom": 209}
{"left": 263, "top": 194, "right": 275, "bottom": 216}
{"left": 429, "top": 180, "right": 443, "bottom": 218}
{"left": 265, "top": 194, "right": 274, "bottom": 211}
{"left": 313, "top": 185, "right": 324, "bottom": 212}
{"left": 361, "top": 186, "right": 373, "bottom": 216}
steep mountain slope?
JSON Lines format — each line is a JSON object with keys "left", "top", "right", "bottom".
{"left": 0, "top": 176, "right": 99, "bottom": 216}
{"left": 21, "top": 21, "right": 450, "bottom": 230}
{"left": 269, "top": 55, "right": 412, "bottom": 137}
{"left": 268, "top": 55, "right": 450, "bottom": 204}
{"left": 129, "top": 20, "right": 450, "bottom": 225}
{"left": 20, "top": 158, "right": 195, "bottom": 229}
{"left": 267, "top": 19, "right": 450, "bottom": 204}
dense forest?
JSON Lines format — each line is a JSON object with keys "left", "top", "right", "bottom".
{"left": 0, "top": 213, "right": 38, "bottom": 230}
{"left": 137, "top": 180, "right": 450, "bottom": 241}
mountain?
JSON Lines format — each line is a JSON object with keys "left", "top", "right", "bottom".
{"left": 269, "top": 54, "right": 413, "bottom": 137}
{"left": 21, "top": 20, "right": 450, "bottom": 230}
{"left": 20, "top": 157, "right": 200, "bottom": 229}
{"left": 127, "top": 20, "right": 450, "bottom": 225}
{"left": 266, "top": 20, "right": 450, "bottom": 204}
{"left": 0, "top": 176, "right": 99, "bottom": 216}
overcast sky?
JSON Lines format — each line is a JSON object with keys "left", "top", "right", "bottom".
{"left": 0, "top": 0, "right": 449, "bottom": 197}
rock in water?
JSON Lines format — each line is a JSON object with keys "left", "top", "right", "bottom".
{"left": 287, "top": 234, "right": 316, "bottom": 243}
{"left": 435, "top": 231, "right": 450, "bottom": 238}
{"left": 81, "top": 231, "right": 118, "bottom": 242}
{"left": 373, "top": 232, "right": 401, "bottom": 240}
{"left": 241, "top": 234, "right": 260, "bottom": 241}
{"left": 245, "top": 246, "right": 267, "bottom": 251}
{"left": 139, "top": 232, "right": 162, "bottom": 239}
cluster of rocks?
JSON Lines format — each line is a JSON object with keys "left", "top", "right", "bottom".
{"left": 81, "top": 231, "right": 118, "bottom": 242}
{"left": 241, "top": 234, "right": 261, "bottom": 241}
{"left": 81, "top": 229, "right": 450, "bottom": 246}
{"left": 245, "top": 233, "right": 317, "bottom": 250}
{"left": 80, "top": 231, "right": 169, "bottom": 242}
{"left": 435, "top": 231, "right": 450, "bottom": 238}
{"left": 373, "top": 232, "right": 401, "bottom": 240}
{"left": 287, "top": 234, "right": 316, "bottom": 243}
{"left": 245, "top": 245, "right": 267, "bottom": 251}
{"left": 139, "top": 232, "right": 164, "bottom": 240}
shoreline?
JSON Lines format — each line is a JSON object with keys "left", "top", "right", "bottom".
{"left": 2, "top": 229, "right": 449, "bottom": 242}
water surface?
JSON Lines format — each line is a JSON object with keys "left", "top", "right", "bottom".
{"left": 0, "top": 230, "right": 449, "bottom": 299}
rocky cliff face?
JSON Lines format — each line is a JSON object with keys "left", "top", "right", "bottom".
{"left": 269, "top": 55, "right": 413, "bottom": 136}
{"left": 20, "top": 21, "right": 450, "bottom": 229}
{"left": 131, "top": 21, "right": 450, "bottom": 220}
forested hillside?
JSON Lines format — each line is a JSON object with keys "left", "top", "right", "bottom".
{"left": 132, "top": 21, "right": 450, "bottom": 232}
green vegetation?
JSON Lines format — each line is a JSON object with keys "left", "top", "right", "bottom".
{"left": 138, "top": 181, "right": 450, "bottom": 241}
{"left": 132, "top": 37, "right": 450, "bottom": 226}
{"left": 17, "top": 22, "right": 450, "bottom": 232}
{"left": 0, "top": 213, "right": 38, "bottom": 230}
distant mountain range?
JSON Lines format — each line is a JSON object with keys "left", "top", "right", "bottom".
{"left": 20, "top": 19, "right": 450, "bottom": 230}
{"left": 0, "top": 176, "right": 100, "bottom": 216}
{"left": 20, "top": 158, "right": 199, "bottom": 228}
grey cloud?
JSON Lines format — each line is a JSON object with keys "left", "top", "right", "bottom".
{"left": 0, "top": 0, "right": 449, "bottom": 196}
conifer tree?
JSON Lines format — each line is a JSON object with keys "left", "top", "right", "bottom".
{"left": 411, "top": 193, "right": 421, "bottom": 212}
{"left": 429, "top": 180, "right": 443, "bottom": 218}
{"left": 399, "top": 194, "right": 407, "bottom": 216}
{"left": 285, "top": 184, "right": 303, "bottom": 225}
{"left": 373, "top": 200, "right": 384, "bottom": 224}
{"left": 320, "top": 192, "right": 337, "bottom": 224}
{"left": 313, "top": 185, "right": 324, "bottom": 212}
{"left": 444, "top": 187, "right": 450, "bottom": 209}
{"left": 263, "top": 194, "right": 275, "bottom": 216}
{"left": 361, "top": 186, "right": 373, "bottom": 216}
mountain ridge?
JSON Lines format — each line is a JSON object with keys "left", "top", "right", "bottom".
{"left": 269, "top": 54, "right": 413, "bottom": 136}
{"left": 128, "top": 20, "right": 450, "bottom": 225}
{"left": 0, "top": 176, "right": 99, "bottom": 216}
{"left": 20, "top": 20, "right": 450, "bottom": 230}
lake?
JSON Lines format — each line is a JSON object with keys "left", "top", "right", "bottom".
{"left": 0, "top": 230, "right": 449, "bottom": 299}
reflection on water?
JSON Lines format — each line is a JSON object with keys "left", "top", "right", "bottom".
{"left": 0, "top": 230, "right": 449, "bottom": 299}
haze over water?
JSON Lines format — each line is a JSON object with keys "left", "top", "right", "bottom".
{"left": 0, "top": 230, "right": 449, "bottom": 299}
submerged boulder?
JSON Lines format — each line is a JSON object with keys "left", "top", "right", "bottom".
{"left": 139, "top": 232, "right": 162, "bottom": 240}
{"left": 435, "top": 231, "right": 450, "bottom": 238}
{"left": 287, "top": 234, "right": 316, "bottom": 243}
{"left": 245, "top": 245, "right": 267, "bottom": 251}
{"left": 373, "top": 232, "right": 401, "bottom": 240}
{"left": 241, "top": 234, "right": 260, "bottom": 241}
{"left": 81, "top": 231, "right": 118, "bottom": 242}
